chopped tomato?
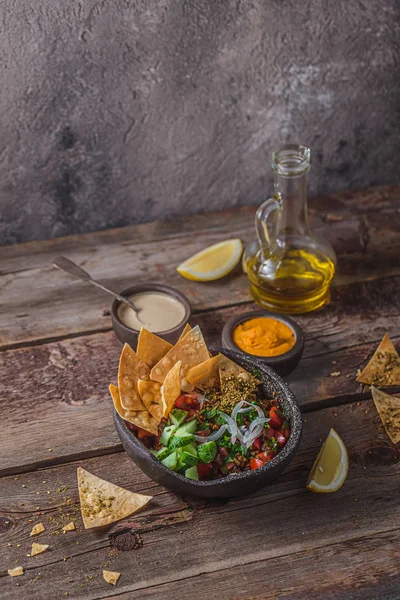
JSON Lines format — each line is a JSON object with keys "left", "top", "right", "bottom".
{"left": 257, "top": 449, "right": 276, "bottom": 463}
{"left": 252, "top": 437, "right": 262, "bottom": 451}
{"left": 125, "top": 421, "right": 137, "bottom": 431}
{"left": 174, "top": 394, "right": 188, "bottom": 410}
{"left": 281, "top": 422, "right": 290, "bottom": 439}
{"left": 137, "top": 427, "right": 154, "bottom": 440}
{"left": 197, "top": 463, "right": 213, "bottom": 479}
{"left": 185, "top": 394, "right": 200, "bottom": 408}
{"left": 265, "top": 427, "right": 277, "bottom": 438}
{"left": 269, "top": 407, "right": 284, "bottom": 429}
{"left": 276, "top": 431, "right": 286, "bottom": 448}
{"left": 250, "top": 457, "right": 265, "bottom": 470}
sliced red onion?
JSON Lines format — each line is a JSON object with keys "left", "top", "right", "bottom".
{"left": 219, "top": 412, "right": 239, "bottom": 444}
{"left": 231, "top": 400, "right": 246, "bottom": 421}
{"left": 195, "top": 394, "right": 206, "bottom": 409}
{"left": 194, "top": 425, "right": 228, "bottom": 443}
{"left": 242, "top": 417, "right": 270, "bottom": 449}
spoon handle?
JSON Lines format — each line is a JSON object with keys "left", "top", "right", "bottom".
{"left": 53, "top": 256, "right": 141, "bottom": 314}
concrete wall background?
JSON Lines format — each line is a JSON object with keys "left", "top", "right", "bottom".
{"left": 0, "top": 0, "right": 399, "bottom": 245}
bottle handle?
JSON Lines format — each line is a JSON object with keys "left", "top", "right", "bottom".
{"left": 255, "top": 194, "right": 282, "bottom": 258}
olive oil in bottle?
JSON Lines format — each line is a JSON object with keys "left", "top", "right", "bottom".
{"left": 243, "top": 145, "right": 336, "bottom": 314}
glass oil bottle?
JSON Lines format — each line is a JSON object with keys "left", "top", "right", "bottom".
{"left": 243, "top": 144, "right": 336, "bottom": 313}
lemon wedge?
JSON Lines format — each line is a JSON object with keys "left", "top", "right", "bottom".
{"left": 177, "top": 239, "right": 243, "bottom": 281}
{"left": 306, "top": 428, "right": 349, "bottom": 493}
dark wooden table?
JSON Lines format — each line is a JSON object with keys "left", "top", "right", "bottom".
{"left": 1, "top": 185, "right": 400, "bottom": 599}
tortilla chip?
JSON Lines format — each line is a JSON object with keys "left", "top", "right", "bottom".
{"left": 219, "top": 354, "right": 261, "bottom": 387}
{"left": 371, "top": 386, "right": 400, "bottom": 444}
{"left": 138, "top": 379, "right": 163, "bottom": 421}
{"left": 118, "top": 344, "right": 150, "bottom": 411}
{"left": 77, "top": 467, "right": 152, "bottom": 529}
{"left": 103, "top": 570, "right": 121, "bottom": 585}
{"left": 162, "top": 360, "right": 182, "bottom": 417}
{"left": 186, "top": 354, "right": 221, "bottom": 390}
{"left": 109, "top": 384, "right": 159, "bottom": 436}
{"left": 8, "top": 567, "right": 23, "bottom": 577}
{"left": 357, "top": 334, "right": 400, "bottom": 386}
{"left": 30, "top": 522, "right": 45, "bottom": 536}
{"left": 150, "top": 325, "right": 210, "bottom": 391}
{"left": 31, "top": 542, "right": 49, "bottom": 556}
{"left": 178, "top": 323, "right": 192, "bottom": 341}
{"left": 136, "top": 328, "right": 172, "bottom": 368}
{"left": 62, "top": 521, "right": 76, "bottom": 532}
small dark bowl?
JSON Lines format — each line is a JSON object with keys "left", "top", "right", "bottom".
{"left": 221, "top": 311, "right": 304, "bottom": 376}
{"left": 114, "top": 347, "right": 302, "bottom": 498}
{"left": 111, "top": 283, "right": 191, "bottom": 346}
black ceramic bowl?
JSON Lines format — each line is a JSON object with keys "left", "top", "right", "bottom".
{"left": 221, "top": 311, "right": 304, "bottom": 376}
{"left": 114, "top": 347, "right": 302, "bottom": 498}
{"left": 111, "top": 283, "right": 191, "bottom": 346}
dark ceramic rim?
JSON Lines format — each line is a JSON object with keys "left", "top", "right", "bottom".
{"left": 221, "top": 310, "right": 304, "bottom": 366}
{"left": 111, "top": 283, "right": 191, "bottom": 336}
{"left": 115, "top": 347, "right": 302, "bottom": 490}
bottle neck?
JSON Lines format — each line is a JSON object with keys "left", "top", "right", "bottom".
{"left": 274, "top": 170, "right": 309, "bottom": 237}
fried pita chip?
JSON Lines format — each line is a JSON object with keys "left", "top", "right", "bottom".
{"left": 371, "top": 386, "right": 400, "bottom": 444}
{"left": 118, "top": 344, "right": 150, "bottom": 411}
{"left": 162, "top": 360, "right": 182, "bottom": 417}
{"left": 186, "top": 354, "right": 221, "bottom": 390}
{"left": 150, "top": 325, "right": 210, "bottom": 391}
{"left": 77, "top": 467, "right": 152, "bottom": 529}
{"left": 31, "top": 542, "right": 49, "bottom": 556}
{"left": 138, "top": 379, "right": 163, "bottom": 421}
{"left": 219, "top": 354, "right": 261, "bottom": 387}
{"left": 62, "top": 521, "right": 76, "bottom": 532}
{"left": 8, "top": 567, "right": 23, "bottom": 577}
{"left": 109, "top": 384, "right": 159, "bottom": 436}
{"left": 357, "top": 334, "right": 400, "bottom": 386}
{"left": 30, "top": 523, "right": 45, "bottom": 536}
{"left": 136, "top": 328, "right": 172, "bottom": 368}
{"left": 103, "top": 570, "right": 121, "bottom": 585}
{"left": 178, "top": 323, "right": 192, "bottom": 341}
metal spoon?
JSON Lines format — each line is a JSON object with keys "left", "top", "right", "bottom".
{"left": 53, "top": 256, "right": 144, "bottom": 322}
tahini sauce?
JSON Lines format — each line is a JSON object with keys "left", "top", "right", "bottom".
{"left": 118, "top": 292, "right": 186, "bottom": 333}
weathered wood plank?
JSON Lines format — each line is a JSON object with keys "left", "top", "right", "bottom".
{"left": 1, "top": 186, "right": 399, "bottom": 348}
{"left": 1, "top": 276, "right": 399, "bottom": 475}
{"left": 1, "top": 397, "right": 399, "bottom": 599}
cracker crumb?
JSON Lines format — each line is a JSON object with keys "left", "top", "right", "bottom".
{"left": 8, "top": 567, "right": 24, "bottom": 577}
{"left": 330, "top": 371, "right": 341, "bottom": 377}
{"left": 31, "top": 542, "right": 49, "bottom": 557}
{"left": 30, "top": 523, "right": 45, "bottom": 537}
{"left": 103, "top": 570, "right": 121, "bottom": 585}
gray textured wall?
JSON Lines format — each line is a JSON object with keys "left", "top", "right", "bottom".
{"left": 0, "top": 0, "right": 399, "bottom": 245}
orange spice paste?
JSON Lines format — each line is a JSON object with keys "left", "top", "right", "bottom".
{"left": 232, "top": 317, "right": 295, "bottom": 357}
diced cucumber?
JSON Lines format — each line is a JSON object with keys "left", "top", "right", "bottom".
{"left": 179, "top": 451, "right": 199, "bottom": 471}
{"left": 169, "top": 434, "right": 195, "bottom": 450}
{"left": 161, "top": 451, "right": 178, "bottom": 471}
{"left": 180, "top": 443, "right": 198, "bottom": 457}
{"left": 185, "top": 466, "right": 199, "bottom": 480}
{"left": 175, "top": 420, "right": 197, "bottom": 436}
{"left": 150, "top": 447, "right": 171, "bottom": 462}
{"left": 170, "top": 409, "right": 188, "bottom": 427}
{"left": 198, "top": 441, "right": 217, "bottom": 463}
{"left": 160, "top": 424, "right": 177, "bottom": 446}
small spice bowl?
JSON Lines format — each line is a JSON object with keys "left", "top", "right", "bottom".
{"left": 111, "top": 283, "right": 191, "bottom": 346}
{"left": 221, "top": 311, "right": 304, "bottom": 376}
